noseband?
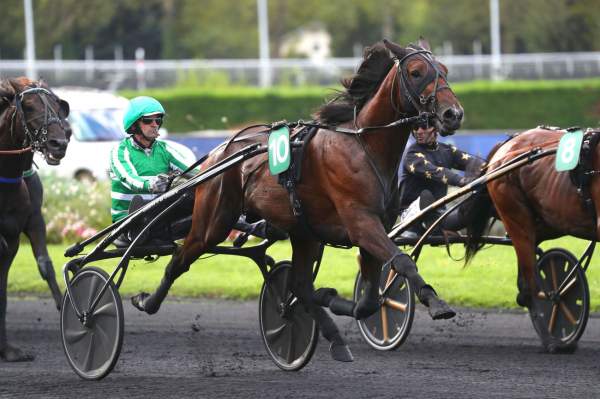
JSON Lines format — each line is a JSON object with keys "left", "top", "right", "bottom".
{"left": 391, "top": 49, "right": 453, "bottom": 118}
{"left": 0, "top": 87, "right": 67, "bottom": 155}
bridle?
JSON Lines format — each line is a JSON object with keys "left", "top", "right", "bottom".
{"left": 390, "top": 48, "right": 453, "bottom": 123}
{"left": 355, "top": 47, "right": 454, "bottom": 209}
{"left": 0, "top": 87, "right": 68, "bottom": 155}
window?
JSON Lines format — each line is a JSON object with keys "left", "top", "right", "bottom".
{"left": 69, "top": 109, "right": 127, "bottom": 141}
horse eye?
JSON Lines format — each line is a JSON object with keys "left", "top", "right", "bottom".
{"left": 410, "top": 70, "right": 421, "bottom": 78}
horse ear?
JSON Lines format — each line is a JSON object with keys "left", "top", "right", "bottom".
{"left": 0, "top": 80, "right": 16, "bottom": 99}
{"left": 417, "top": 37, "right": 431, "bottom": 52}
{"left": 383, "top": 39, "right": 408, "bottom": 59}
{"left": 0, "top": 80, "right": 16, "bottom": 110}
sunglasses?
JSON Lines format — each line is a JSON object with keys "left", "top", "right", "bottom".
{"left": 413, "top": 120, "right": 430, "bottom": 130}
{"left": 140, "top": 116, "right": 163, "bottom": 125}
{"left": 413, "top": 115, "right": 434, "bottom": 130}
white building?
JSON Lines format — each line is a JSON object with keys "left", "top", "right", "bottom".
{"left": 280, "top": 24, "right": 332, "bottom": 62}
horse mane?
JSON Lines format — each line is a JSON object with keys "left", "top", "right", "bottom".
{"left": 0, "top": 77, "right": 43, "bottom": 113}
{"left": 314, "top": 42, "right": 394, "bottom": 125}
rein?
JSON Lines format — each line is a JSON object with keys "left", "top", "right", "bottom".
{"left": 0, "top": 146, "right": 32, "bottom": 155}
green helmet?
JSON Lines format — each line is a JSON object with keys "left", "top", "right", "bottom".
{"left": 123, "top": 96, "right": 165, "bottom": 132}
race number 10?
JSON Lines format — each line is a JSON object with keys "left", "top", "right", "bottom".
{"left": 268, "top": 126, "right": 291, "bottom": 175}
{"left": 555, "top": 129, "right": 583, "bottom": 172}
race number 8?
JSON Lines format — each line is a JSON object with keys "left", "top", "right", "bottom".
{"left": 555, "top": 129, "right": 583, "bottom": 172}
{"left": 560, "top": 135, "right": 576, "bottom": 164}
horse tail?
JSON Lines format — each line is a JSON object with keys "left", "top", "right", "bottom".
{"left": 463, "top": 139, "right": 508, "bottom": 265}
{"left": 463, "top": 187, "right": 495, "bottom": 265}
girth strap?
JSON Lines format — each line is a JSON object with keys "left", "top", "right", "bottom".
{"left": 277, "top": 126, "right": 320, "bottom": 235}
{"left": 569, "top": 128, "right": 600, "bottom": 217}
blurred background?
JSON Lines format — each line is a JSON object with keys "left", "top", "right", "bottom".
{"left": 3, "top": 0, "right": 600, "bottom": 241}
{"left": 3, "top": 0, "right": 600, "bottom": 89}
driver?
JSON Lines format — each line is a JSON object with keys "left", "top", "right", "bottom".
{"left": 398, "top": 119, "right": 485, "bottom": 238}
{"left": 109, "top": 96, "right": 194, "bottom": 225}
{"left": 109, "top": 96, "right": 284, "bottom": 246}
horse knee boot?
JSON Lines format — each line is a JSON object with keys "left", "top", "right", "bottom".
{"left": 353, "top": 296, "right": 380, "bottom": 319}
{"left": 36, "top": 256, "right": 55, "bottom": 281}
{"left": 313, "top": 288, "right": 355, "bottom": 317}
{"left": 391, "top": 253, "right": 422, "bottom": 283}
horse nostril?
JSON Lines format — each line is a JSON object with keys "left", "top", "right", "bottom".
{"left": 48, "top": 139, "right": 68, "bottom": 151}
{"left": 442, "top": 108, "right": 463, "bottom": 122}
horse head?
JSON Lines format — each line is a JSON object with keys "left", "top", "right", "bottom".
{"left": 383, "top": 38, "right": 463, "bottom": 136}
{"left": 0, "top": 77, "right": 71, "bottom": 165}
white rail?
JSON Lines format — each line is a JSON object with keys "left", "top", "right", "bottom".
{"left": 1, "top": 52, "right": 599, "bottom": 90}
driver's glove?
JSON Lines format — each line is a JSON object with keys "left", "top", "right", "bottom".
{"left": 148, "top": 175, "right": 169, "bottom": 193}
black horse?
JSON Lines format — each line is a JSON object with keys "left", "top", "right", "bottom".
{"left": 0, "top": 77, "right": 70, "bottom": 361}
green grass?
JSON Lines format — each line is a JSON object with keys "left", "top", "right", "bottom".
{"left": 10, "top": 236, "right": 600, "bottom": 311}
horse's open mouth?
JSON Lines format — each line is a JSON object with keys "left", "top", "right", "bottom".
{"left": 44, "top": 150, "right": 64, "bottom": 165}
{"left": 436, "top": 121, "right": 458, "bottom": 137}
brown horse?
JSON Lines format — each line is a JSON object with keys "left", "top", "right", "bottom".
{"left": 0, "top": 77, "right": 70, "bottom": 361}
{"left": 465, "top": 127, "right": 599, "bottom": 350}
{"left": 131, "top": 39, "right": 464, "bottom": 361}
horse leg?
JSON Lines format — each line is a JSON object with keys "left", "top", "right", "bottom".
{"left": 0, "top": 237, "right": 34, "bottom": 362}
{"left": 347, "top": 213, "right": 454, "bottom": 320}
{"left": 23, "top": 214, "right": 62, "bottom": 310}
{"left": 354, "top": 249, "right": 384, "bottom": 319}
{"left": 313, "top": 248, "right": 382, "bottom": 320}
{"left": 289, "top": 235, "right": 353, "bottom": 362}
{"left": 314, "top": 211, "right": 453, "bottom": 320}
{"left": 490, "top": 185, "right": 538, "bottom": 307}
{"left": 0, "top": 234, "right": 6, "bottom": 256}
{"left": 131, "top": 180, "right": 240, "bottom": 315}
{"left": 22, "top": 173, "right": 62, "bottom": 310}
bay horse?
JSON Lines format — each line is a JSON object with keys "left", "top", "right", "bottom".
{"left": 131, "top": 39, "right": 464, "bottom": 361}
{"left": 464, "top": 127, "right": 599, "bottom": 351}
{"left": 0, "top": 77, "right": 70, "bottom": 361}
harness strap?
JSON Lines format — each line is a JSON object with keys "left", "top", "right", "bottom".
{"left": 277, "top": 127, "right": 324, "bottom": 239}
{"left": 0, "top": 176, "right": 23, "bottom": 184}
{"left": 572, "top": 129, "right": 600, "bottom": 219}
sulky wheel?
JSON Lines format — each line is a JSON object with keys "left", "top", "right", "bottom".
{"left": 61, "top": 266, "right": 124, "bottom": 380}
{"left": 259, "top": 261, "right": 318, "bottom": 371}
{"left": 354, "top": 261, "right": 415, "bottom": 351}
{"left": 529, "top": 248, "right": 589, "bottom": 353}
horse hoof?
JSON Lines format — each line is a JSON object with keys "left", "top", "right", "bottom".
{"left": 516, "top": 292, "right": 531, "bottom": 308}
{"left": 0, "top": 345, "right": 34, "bottom": 362}
{"left": 428, "top": 297, "right": 456, "bottom": 320}
{"left": 330, "top": 343, "right": 354, "bottom": 362}
{"left": 545, "top": 341, "right": 577, "bottom": 354}
{"left": 131, "top": 292, "right": 150, "bottom": 312}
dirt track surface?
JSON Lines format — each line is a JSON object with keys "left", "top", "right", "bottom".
{"left": 2, "top": 298, "right": 599, "bottom": 399}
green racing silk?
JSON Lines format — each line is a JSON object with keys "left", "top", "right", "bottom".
{"left": 109, "top": 137, "right": 194, "bottom": 222}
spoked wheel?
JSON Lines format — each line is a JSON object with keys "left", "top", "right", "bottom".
{"left": 259, "top": 261, "right": 318, "bottom": 371}
{"left": 529, "top": 248, "right": 589, "bottom": 353}
{"left": 354, "top": 261, "right": 415, "bottom": 351}
{"left": 60, "top": 266, "right": 124, "bottom": 380}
